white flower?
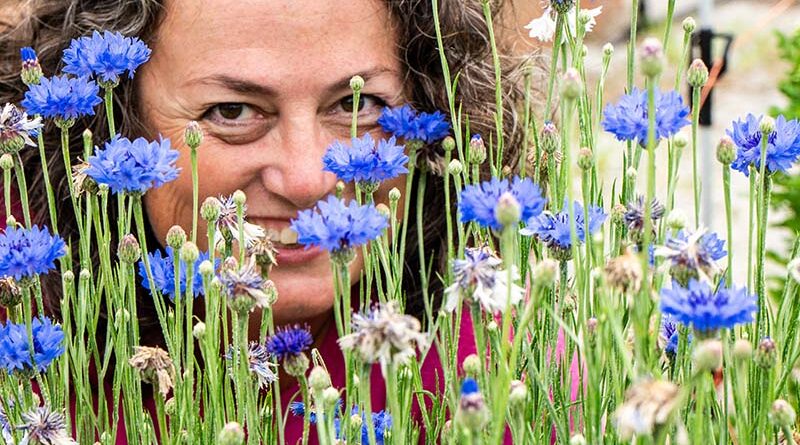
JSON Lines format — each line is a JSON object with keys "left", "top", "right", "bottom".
{"left": 444, "top": 247, "right": 524, "bottom": 314}
{"left": 215, "top": 194, "right": 266, "bottom": 250}
{"left": 524, "top": 6, "right": 603, "bottom": 43}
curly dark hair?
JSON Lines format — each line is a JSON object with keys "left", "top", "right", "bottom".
{"left": 0, "top": 0, "right": 544, "bottom": 344}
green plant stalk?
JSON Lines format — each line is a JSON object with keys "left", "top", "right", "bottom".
{"left": 662, "top": 0, "right": 676, "bottom": 53}
{"left": 481, "top": 0, "right": 504, "bottom": 164}
{"left": 544, "top": 15, "right": 565, "bottom": 118}
{"left": 60, "top": 127, "right": 83, "bottom": 230}
{"left": 35, "top": 127, "right": 59, "bottom": 232}
{"left": 361, "top": 366, "right": 379, "bottom": 445}
{"left": 691, "top": 85, "right": 702, "bottom": 227}
{"left": 12, "top": 154, "right": 32, "bottom": 227}
{"left": 190, "top": 146, "right": 199, "bottom": 244}
{"left": 747, "top": 168, "right": 756, "bottom": 292}
{"left": 723, "top": 166, "right": 733, "bottom": 284}
{"left": 675, "top": 28, "right": 693, "bottom": 92}
{"left": 416, "top": 171, "right": 433, "bottom": 325}
{"left": 104, "top": 87, "right": 116, "bottom": 136}
{"left": 3, "top": 166, "right": 10, "bottom": 219}
{"left": 755, "top": 135, "right": 772, "bottom": 338}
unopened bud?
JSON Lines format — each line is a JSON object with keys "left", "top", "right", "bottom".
{"left": 20, "top": 47, "right": 43, "bottom": 86}
{"left": 442, "top": 136, "right": 456, "bottom": 152}
{"left": 185, "top": 121, "right": 203, "bottom": 149}
{"left": 788, "top": 258, "right": 800, "bottom": 285}
{"left": 0, "top": 154, "right": 13, "bottom": 170}
{"left": 673, "top": 132, "right": 689, "bottom": 149}
{"left": 551, "top": 0, "right": 574, "bottom": 15}
{"left": 335, "top": 181, "right": 346, "bottom": 198}
{"left": 217, "top": 422, "right": 245, "bottom": 445}
{"left": 532, "top": 259, "right": 558, "bottom": 287}
{"left": 193, "top": 321, "right": 206, "bottom": 339}
{"left": 682, "top": 17, "right": 696, "bottom": 34}
{"left": 688, "top": 59, "right": 709, "bottom": 88}
{"left": 509, "top": 380, "right": 528, "bottom": 407}
{"left": 495, "top": 192, "right": 521, "bottom": 227}
{"left": 541, "top": 122, "right": 559, "bottom": 154}
{"left": 388, "top": 187, "right": 401, "bottom": 202}
{"left": 770, "top": 399, "right": 797, "bottom": 428}
{"left": 199, "top": 260, "right": 214, "bottom": 277}
{"left": 462, "top": 353, "right": 481, "bottom": 376}
{"left": 201, "top": 197, "right": 222, "bottom": 223}
{"left": 666, "top": 209, "right": 687, "bottom": 231}
{"left": 180, "top": 242, "right": 200, "bottom": 263}
{"left": 626, "top": 167, "right": 638, "bottom": 182}
{"left": 375, "top": 203, "right": 391, "bottom": 219}
{"left": 756, "top": 337, "right": 777, "bottom": 369}
{"left": 117, "top": 234, "right": 141, "bottom": 264}
{"left": 487, "top": 320, "right": 498, "bottom": 332}
{"left": 166, "top": 225, "right": 187, "bottom": 250}
{"left": 692, "top": 339, "right": 723, "bottom": 372}
{"left": 468, "top": 134, "right": 486, "bottom": 165}
{"left": 79, "top": 269, "right": 91, "bottom": 281}
{"left": 321, "top": 387, "right": 340, "bottom": 408}
{"left": 639, "top": 37, "right": 664, "bottom": 78}
{"left": 232, "top": 190, "right": 247, "bottom": 206}
{"left": 309, "top": 366, "right": 332, "bottom": 391}
{"left": 602, "top": 43, "right": 614, "bottom": 57}
{"left": 62, "top": 270, "right": 74, "bottom": 284}
{"left": 577, "top": 147, "right": 594, "bottom": 171}
{"left": 760, "top": 116, "right": 776, "bottom": 136}
{"left": 733, "top": 339, "right": 753, "bottom": 362}
{"left": 284, "top": 353, "right": 310, "bottom": 378}
{"left": 560, "top": 68, "right": 584, "bottom": 100}
{"left": 716, "top": 136, "right": 736, "bottom": 165}
{"left": 0, "top": 278, "right": 22, "bottom": 308}
{"left": 448, "top": 159, "right": 463, "bottom": 176}
{"left": 570, "top": 434, "right": 588, "bottom": 445}
{"left": 349, "top": 75, "right": 365, "bottom": 92}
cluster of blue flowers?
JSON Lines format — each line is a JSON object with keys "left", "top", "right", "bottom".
{"left": 378, "top": 105, "right": 450, "bottom": 144}
{"left": 0, "top": 225, "right": 65, "bottom": 281}
{"left": 21, "top": 75, "right": 102, "bottom": 122}
{"left": 602, "top": 88, "right": 690, "bottom": 146}
{"left": 85, "top": 136, "right": 180, "bottom": 195}
{"left": 62, "top": 31, "right": 151, "bottom": 85}
{"left": 727, "top": 114, "right": 800, "bottom": 175}
{"left": 265, "top": 325, "right": 313, "bottom": 362}
{"left": 138, "top": 247, "right": 212, "bottom": 301}
{"left": 660, "top": 279, "right": 757, "bottom": 333}
{"left": 0, "top": 316, "right": 64, "bottom": 374}
{"left": 290, "top": 196, "right": 388, "bottom": 254}
{"left": 459, "top": 177, "right": 547, "bottom": 231}
{"left": 289, "top": 402, "right": 391, "bottom": 445}
{"left": 322, "top": 134, "right": 408, "bottom": 186}
{"left": 521, "top": 201, "right": 606, "bottom": 252}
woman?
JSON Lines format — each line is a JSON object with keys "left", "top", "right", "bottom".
{"left": 0, "top": 0, "right": 541, "bottom": 443}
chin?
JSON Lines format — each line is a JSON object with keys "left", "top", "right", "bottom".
{"left": 269, "top": 271, "right": 336, "bottom": 326}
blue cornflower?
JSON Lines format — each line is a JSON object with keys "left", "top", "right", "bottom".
{"left": 521, "top": 201, "right": 606, "bottom": 257}
{"left": 62, "top": 31, "right": 151, "bottom": 85}
{"left": 378, "top": 105, "right": 450, "bottom": 144}
{"left": 655, "top": 229, "right": 726, "bottom": 283}
{"left": 290, "top": 195, "right": 388, "bottom": 255}
{"left": 727, "top": 114, "right": 800, "bottom": 175}
{"left": 322, "top": 133, "right": 408, "bottom": 186}
{"left": 602, "top": 88, "right": 690, "bottom": 146}
{"left": 265, "top": 325, "right": 313, "bottom": 362}
{"left": 225, "top": 342, "right": 278, "bottom": 389}
{"left": 459, "top": 176, "right": 547, "bottom": 231}
{"left": 85, "top": 135, "right": 180, "bottom": 194}
{"left": 20, "top": 47, "right": 37, "bottom": 64}
{"left": 20, "top": 47, "right": 42, "bottom": 86}
{"left": 660, "top": 279, "right": 757, "bottom": 333}
{"left": 21, "top": 75, "right": 102, "bottom": 122}
{"left": 0, "top": 316, "right": 65, "bottom": 374}
{"left": 444, "top": 246, "right": 523, "bottom": 313}
{"left": 661, "top": 315, "right": 691, "bottom": 356}
{"left": 137, "top": 247, "right": 211, "bottom": 301}
{"left": 289, "top": 403, "right": 390, "bottom": 445}
{"left": 0, "top": 225, "right": 65, "bottom": 281}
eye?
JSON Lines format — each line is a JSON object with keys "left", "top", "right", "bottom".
{"left": 203, "top": 103, "right": 259, "bottom": 125}
{"left": 337, "top": 94, "right": 386, "bottom": 114}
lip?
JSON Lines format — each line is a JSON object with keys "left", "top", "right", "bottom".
{"left": 273, "top": 244, "right": 324, "bottom": 266}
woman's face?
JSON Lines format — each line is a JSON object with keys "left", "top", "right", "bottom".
{"left": 138, "top": 0, "right": 406, "bottom": 329}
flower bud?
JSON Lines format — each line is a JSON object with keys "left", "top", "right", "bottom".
{"left": 587, "top": 317, "right": 599, "bottom": 337}
{"left": 321, "top": 387, "right": 340, "bottom": 408}
{"left": 682, "top": 17, "right": 697, "bottom": 34}
{"left": 20, "top": 47, "right": 43, "bottom": 86}
{"left": 509, "top": 380, "right": 528, "bottom": 407}
{"left": 218, "top": 422, "right": 245, "bottom": 445}
{"left": 462, "top": 353, "right": 481, "bottom": 376}
{"left": 570, "top": 434, "right": 587, "bottom": 445}
{"left": 560, "top": 68, "right": 583, "bottom": 101}
{"left": 602, "top": 43, "right": 614, "bottom": 57}
{"left": 350, "top": 413, "right": 363, "bottom": 430}
{"left": 201, "top": 197, "right": 222, "bottom": 223}
{"left": 117, "top": 234, "right": 141, "bottom": 264}
{"left": 442, "top": 136, "right": 456, "bottom": 152}
{"left": 0, "top": 277, "right": 22, "bottom": 308}
{"left": 468, "top": 134, "right": 486, "bottom": 165}
{"left": 448, "top": 159, "right": 463, "bottom": 176}
{"left": 716, "top": 136, "right": 736, "bottom": 165}
{"left": 692, "top": 339, "right": 723, "bottom": 372}
{"left": 199, "top": 260, "right": 214, "bottom": 277}
{"left": 349, "top": 75, "right": 365, "bottom": 92}
{"left": 193, "top": 321, "right": 206, "bottom": 339}
{"left": 0, "top": 154, "right": 13, "bottom": 171}
{"left": 610, "top": 203, "right": 627, "bottom": 227}
{"left": 166, "top": 225, "right": 187, "bottom": 250}
{"left": 284, "top": 352, "right": 310, "bottom": 378}
{"left": 541, "top": 121, "right": 559, "bottom": 154}
{"left": 79, "top": 268, "right": 91, "bottom": 281}
{"left": 733, "top": 339, "right": 753, "bottom": 362}
{"left": 180, "top": 242, "right": 200, "bottom": 263}
{"left": 673, "top": 132, "right": 689, "bottom": 149}
{"left": 185, "top": 121, "right": 203, "bottom": 150}
{"left": 756, "top": 337, "right": 777, "bottom": 369}
{"left": 760, "top": 116, "right": 776, "bottom": 136}
{"left": 625, "top": 166, "right": 637, "bottom": 183}
{"left": 375, "top": 203, "right": 391, "bottom": 219}
{"left": 495, "top": 192, "right": 521, "bottom": 227}
{"left": 577, "top": 147, "right": 594, "bottom": 171}
{"left": 666, "top": 209, "right": 687, "bottom": 232}
{"left": 5, "top": 215, "right": 15, "bottom": 228}
{"left": 210, "top": 277, "right": 223, "bottom": 293}
{"left": 532, "top": 259, "right": 558, "bottom": 287}
{"left": 164, "top": 398, "right": 177, "bottom": 417}
{"left": 335, "top": 180, "right": 346, "bottom": 198}
{"left": 309, "top": 366, "right": 332, "bottom": 392}
{"left": 770, "top": 399, "right": 797, "bottom": 428}
{"left": 788, "top": 258, "right": 800, "bottom": 285}
{"left": 551, "top": 0, "right": 574, "bottom": 15}
{"left": 687, "top": 59, "right": 709, "bottom": 88}
{"left": 388, "top": 187, "right": 401, "bottom": 202}
{"left": 62, "top": 270, "right": 74, "bottom": 284}
{"left": 639, "top": 37, "right": 664, "bottom": 78}
{"left": 232, "top": 190, "right": 247, "bottom": 207}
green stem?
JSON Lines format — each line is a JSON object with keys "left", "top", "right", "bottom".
{"left": 36, "top": 130, "right": 59, "bottom": 232}
{"left": 691, "top": 86, "right": 702, "bottom": 227}
{"left": 104, "top": 87, "right": 116, "bottom": 136}
{"left": 191, "top": 147, "right": 199, "bottom": 244}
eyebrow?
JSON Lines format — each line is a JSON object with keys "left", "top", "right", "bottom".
{"left": 194, "top": 67, "right": 398, "bottom": 96}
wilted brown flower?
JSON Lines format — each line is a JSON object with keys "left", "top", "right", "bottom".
{"left": 338, "top": 301, "right": 428, "bottom": 366}
{"left": 605, "top": 247, "right": 643, "bottom": 295}
{"left": 129, "top": 346, "right": 175, "bottom": 397}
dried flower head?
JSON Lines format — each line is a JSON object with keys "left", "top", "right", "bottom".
{"left": 338, "top": 301, "right": 428, "bottom": 366}
{"left": 614, "top": 379, "right": 680, "bottom": 440}
{"left": 17, "top": 406, "right": 77, "bottom": 445}
{"left": 604, "top": 248, "right": 643, "bottom": 295}
{"left": 129, "top": 346, "right": 175, "bottom": 397}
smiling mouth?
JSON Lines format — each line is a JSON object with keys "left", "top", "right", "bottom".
{"left": 264, "top": 227, "right": 300, "bottom": 249}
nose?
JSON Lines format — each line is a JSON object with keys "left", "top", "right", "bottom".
{"left": 259, "top": 112, "right": 339, "bottom": 210}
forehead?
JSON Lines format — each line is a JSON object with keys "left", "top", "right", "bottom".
{"left": 154, "top": 0, "right": 400, "bottom": 90}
